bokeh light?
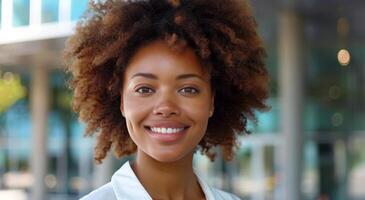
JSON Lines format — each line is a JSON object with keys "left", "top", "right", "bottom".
{"left": 337, "top": 49, "right": 351, "bottom": 66}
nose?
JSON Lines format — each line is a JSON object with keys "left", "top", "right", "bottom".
{"left": 152, "top": 93, "right": 180, "bottom": 118}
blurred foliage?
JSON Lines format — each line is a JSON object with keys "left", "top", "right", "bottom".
{"left": 0, "top": 71, "right": 26, "bottom": 113}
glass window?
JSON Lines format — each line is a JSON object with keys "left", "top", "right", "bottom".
{"left": 13, "top": 0, "right": 30, "bottom": 27}
{"left": 230, "top": 144, "right": 279, "bottom": 199}
{"left": 350, "top": 47, "right": 365, "bottom": 130}
{"left": 46, "top": 70, "right": 94, "bottom": 198}
{"left": 41, "top": 0, "right": 59, "bottom": 23}
{"left": 0, "top": 70, "right": 30, "bottom": 191}
{"left": 302, "top": 140, "right": 352, "bottom": 200}
{"left": 249, "top": 98, "right": 280, "bottom": 134}
{"left": 302, "top": 141, "right": 319, "bottom": 200}
{"left": 305, "top": 35, "right": 365, "bottom": 133}
{"left": 71, "top": 0, "right": 88, "bottom": 21}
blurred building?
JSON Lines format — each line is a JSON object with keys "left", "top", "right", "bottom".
{"left": 0, "top": 0, "right": 364, "bottom": 200}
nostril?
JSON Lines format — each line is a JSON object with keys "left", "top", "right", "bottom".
{"left": 152, "top": 107, "right": 179, "bottom": 117}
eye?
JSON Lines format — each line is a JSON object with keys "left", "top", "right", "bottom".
{"left": 135, "top": 86, "right": 154, "bottom": 95}
{"left": 179, "top": 87, "right": 200, "bottom": 96}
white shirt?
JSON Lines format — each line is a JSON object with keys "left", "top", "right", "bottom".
{"left": 80, "top": 161, "right": 241, "bottom": 200}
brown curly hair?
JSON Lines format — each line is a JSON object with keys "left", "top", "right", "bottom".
{"left": 64, "top": 0, "right": 269, "bottom": 164}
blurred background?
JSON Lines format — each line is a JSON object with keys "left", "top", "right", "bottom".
{"left": 0, "top": 0, "right": 364, "bottom": 200}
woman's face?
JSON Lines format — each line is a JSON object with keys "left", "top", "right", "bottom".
{"left": 121, "top": 40, "right": 214, "bottom": 163}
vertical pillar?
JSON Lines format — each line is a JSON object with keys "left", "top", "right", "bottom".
{"left": 30, "top": 66, "right": 49, "bottom": 200}
{"left": 59, "top": 0, "right": 72, "bottom": 24}
{"left": 92, "top": 155, "right": 113, "bottom": 188}
{"left": 78, "top": 140, "right": 93, "bottom": 194}
{"left": 29, "top": 0, "right": 41, "bottom": 26}
{"left": 251, "top": 144, "right": 265, "bottom": 200}
{"left": 278, "top": 10, "right": 304, "bottom": 200}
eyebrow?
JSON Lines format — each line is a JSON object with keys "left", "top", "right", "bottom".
{"left": 131, "top": 73, "right": 157, "bottom": 80}
{"left": 131, "top": 73, "right": 205, "bottom": 81}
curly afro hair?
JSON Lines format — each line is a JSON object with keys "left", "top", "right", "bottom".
{"left": 64, "top": 0, "right": 270, "bottom": 164}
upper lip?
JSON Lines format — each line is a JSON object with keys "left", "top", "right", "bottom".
{"left": 145, "top": 121, "right": 189, "bottom": 129}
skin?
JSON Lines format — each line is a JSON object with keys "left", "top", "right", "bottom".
{"left": 120, "top": 40, "right": 214, "bottom": 200}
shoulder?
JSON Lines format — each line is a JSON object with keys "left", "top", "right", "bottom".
{"left": 79, "top": 182, "right": 117, "bottom": 200}
{"left": 212, "top": 188, "right": 242, "bottom": 200}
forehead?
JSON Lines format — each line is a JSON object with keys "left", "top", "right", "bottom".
{"left": 125, "top": 40, "right": 209, "bottom": 78}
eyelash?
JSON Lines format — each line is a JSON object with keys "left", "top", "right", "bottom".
{"left": 135, "top": 86, "right": 154, "bottom": 95}
{"left": 135, "top": 86, "right": 200, "bottom": 96}
{"left": 178, "top": 87, "right": 200, "bottom": 95}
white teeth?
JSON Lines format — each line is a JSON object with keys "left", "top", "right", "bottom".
{"left": 150, "top": 127, "right": 184, "bottom": 134}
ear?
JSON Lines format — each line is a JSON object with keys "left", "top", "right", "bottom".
{"left": 120, "top": 95, "right": 125, "bottom": 117}
{"left": 209, "top": 94, "right": 215, "bottom": 117}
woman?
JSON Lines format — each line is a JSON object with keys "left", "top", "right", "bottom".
{"left": 64, "top": 0, "right": 269, "bottom": 199}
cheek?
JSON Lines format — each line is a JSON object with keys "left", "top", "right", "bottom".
{"left": 188, "top": 95, "right": 212, "bottom": 115}
{"left": 122, "top": 94, "right": 151, "bottom": 129}
{"left": 123, "top": 97, "right": 150, "bottom": 146}
{"left": 182, "top": 98, "right": 212, "bottom": 125}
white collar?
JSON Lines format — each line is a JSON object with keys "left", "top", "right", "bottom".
{"left": 111, "top": 161, "right": 217, "bottom": 200}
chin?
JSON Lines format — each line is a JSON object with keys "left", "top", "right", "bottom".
{"left": 149, "top": 149, "right": 192, "bottom": 163}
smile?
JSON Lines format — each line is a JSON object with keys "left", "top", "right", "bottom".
{"left": 149, "top": 127, "right": 185, "bottom": 134}
{"left": 144, "top": 125, "right": 189, "bottom": 143}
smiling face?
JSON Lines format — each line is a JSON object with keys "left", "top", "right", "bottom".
{"left": 121, "top": 40, "right": 214, "bottom": 163}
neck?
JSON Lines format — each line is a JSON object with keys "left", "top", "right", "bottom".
{"left": 131, "top": 149, "right": 205, "bottom": 200}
